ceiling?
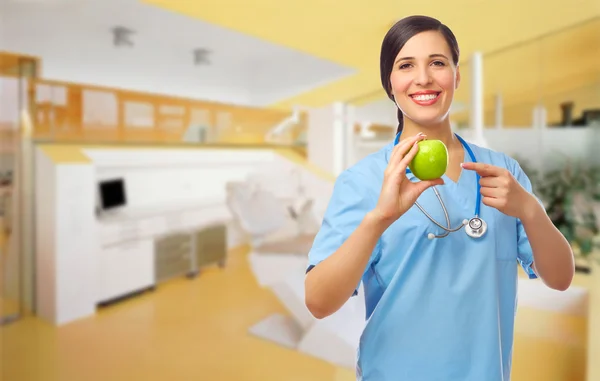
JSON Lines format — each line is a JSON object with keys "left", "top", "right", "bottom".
{"left": 1, "top": 0, "right": 355, "bottom": 106}
{"left": 144, "top": 0, "right": 600, "bottom": 116}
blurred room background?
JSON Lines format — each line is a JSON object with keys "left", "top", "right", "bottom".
{"left": 0, "top": 0, "right": 599, "bottom": 380}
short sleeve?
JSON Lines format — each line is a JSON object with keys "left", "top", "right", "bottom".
{"left": 306, "top": 170, "right": 380, "bottom": 295}
{"left": 510, "top": 160, "right": 542, "bottom": 279}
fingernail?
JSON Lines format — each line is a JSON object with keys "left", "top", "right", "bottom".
{"left": 460, "top": 162, "right": 465, "bottom": 167}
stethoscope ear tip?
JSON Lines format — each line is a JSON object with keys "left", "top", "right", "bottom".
{"left": 427, "top": 233, "right": 435, "bottom": 240}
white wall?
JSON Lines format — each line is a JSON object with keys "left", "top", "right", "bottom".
{"left": 348, "top": 140, "right": 389, "bottom": 168}
{"left": 307, "top": 105, "right": 336, "bottom": 175}
{"left": 307, "top": 103, "right": 350, "bottom": 177}
{"left": 0, "top": 1, "right": 5, "bottom": 50}
{"left": 352, "top": 98, "right": 398, "bottom": 127}
{"left": 0, "top": 77, "right": 23, "bottom": 125}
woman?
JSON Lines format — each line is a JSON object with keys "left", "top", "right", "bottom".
{"left": 304, "top": 15, "right": 575, "bottom": 381}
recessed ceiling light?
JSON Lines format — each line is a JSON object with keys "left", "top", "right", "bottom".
{"left": 192, "top": 48, "right": 212, "bottom": 65}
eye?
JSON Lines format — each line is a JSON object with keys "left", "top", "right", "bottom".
{"left": 399, "top": 63, "right": 412, "bottom": 70}
{"left": 431, "top": 60, "right": 445, "bottom": 67}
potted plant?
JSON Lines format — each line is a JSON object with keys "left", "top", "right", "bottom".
{"left": 516, "top": 155, "right": 600, "bottom": 274}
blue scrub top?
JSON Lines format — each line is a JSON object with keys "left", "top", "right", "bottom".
{"left": 306, "top": 139, "right": 538, "bottom": 381}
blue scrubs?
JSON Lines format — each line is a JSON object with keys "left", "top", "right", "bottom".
{"left": 306, "top": 138, "right": 538, "bottom": 381}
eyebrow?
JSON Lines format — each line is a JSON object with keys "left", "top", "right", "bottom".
{"left": 394, "top": 54, "right": 449, "bottom": 64}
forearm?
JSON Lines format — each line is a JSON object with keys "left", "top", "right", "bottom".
{"left": 520, "top": 196, "right": 575, "bottom": 291}
{"left": 305, "top": 211, "right": 389, "bottom": 318}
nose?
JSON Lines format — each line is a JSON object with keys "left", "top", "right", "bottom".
{"left": 414, "top": 66, "right": 432, "bottom": 86}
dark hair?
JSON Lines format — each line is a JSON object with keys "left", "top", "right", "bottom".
{"left": 380, "top": 15, "right": 460, "bottom": 134}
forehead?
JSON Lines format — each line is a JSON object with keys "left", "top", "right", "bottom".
{"left": 396, "top": 30, "right": 451, "bottom": 57}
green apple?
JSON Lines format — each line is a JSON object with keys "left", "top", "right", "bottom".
{"left": 409, "top": 139, "right": 448, "bottom": 181}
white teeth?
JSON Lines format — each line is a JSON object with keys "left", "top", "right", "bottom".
{"left": 412, "top": 93, "right": 438, "bottom": 101}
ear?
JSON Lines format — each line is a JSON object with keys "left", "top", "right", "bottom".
{"left": 455, "top": 65, "right": 461, "bottom": 89}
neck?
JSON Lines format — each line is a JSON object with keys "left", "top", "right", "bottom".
{"left": 400, "top": 119, "right": 460, "bottom": 151}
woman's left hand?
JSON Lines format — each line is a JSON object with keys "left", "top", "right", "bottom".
{"left": 460, "top": 162, "right": 535, "bottom": 220}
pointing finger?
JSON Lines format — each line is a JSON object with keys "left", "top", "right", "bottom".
{"left": 460, "top": 162, "right": 502, "bottom": 177}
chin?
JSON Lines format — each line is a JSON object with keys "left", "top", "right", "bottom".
{"left": 401, "top": 99, "right": 451, "bottom": 127}
{"left": 406, "top": 114, "right": 448, "bottom": 128}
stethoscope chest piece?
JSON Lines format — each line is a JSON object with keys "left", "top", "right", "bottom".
{"left": 465, "top": 217, "right": 487, "bottom": 239}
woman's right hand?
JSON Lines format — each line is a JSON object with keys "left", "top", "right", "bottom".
{"left": 372, "top": 132, "right": 445, "bottom": 226}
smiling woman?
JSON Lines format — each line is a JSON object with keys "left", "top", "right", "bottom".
{"left": 304, "top": 14, "right": 575, "bottom": 381}
{"left": 379, "top": 16, "right": 460, "bottom": 136}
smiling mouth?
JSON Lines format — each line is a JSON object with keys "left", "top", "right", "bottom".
{"left": 410, "top": 92, "right": 441, "bottom": 101}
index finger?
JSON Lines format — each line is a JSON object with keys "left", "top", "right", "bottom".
{"left": 389, "top": 133, "right": 425, "bottom": 164}
{"left": 460, "top": 162, "right": 502, "bottom": 177}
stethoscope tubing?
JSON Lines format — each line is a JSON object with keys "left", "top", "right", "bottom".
{"left": 393, "top": 132, "right": 483, "bottom": 236}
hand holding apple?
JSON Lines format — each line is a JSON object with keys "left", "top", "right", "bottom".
{"left": 371, "top": 134, "right": 446, "bottom": 226}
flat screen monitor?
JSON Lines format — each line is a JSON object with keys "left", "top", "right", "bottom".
{"left": 98, "top": 178, "right": 126, "bottom": 210}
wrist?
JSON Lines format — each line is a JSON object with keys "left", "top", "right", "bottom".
{"left": 365, "top": 209, "right": 394, "bottom": 234}
{"left": 519, "top": 194, "right": 543, "bottom": 224}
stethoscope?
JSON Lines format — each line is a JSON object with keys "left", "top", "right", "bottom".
{"left": 394, "top": 132, "right": 487, "bottom": 240}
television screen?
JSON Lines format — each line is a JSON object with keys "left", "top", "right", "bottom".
{"left": 99, "top": 178, "right": 126, "bottom": 210}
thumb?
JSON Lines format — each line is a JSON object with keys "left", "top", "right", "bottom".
{"left": 414, "top": 178, "right": 444, "bottom": 194}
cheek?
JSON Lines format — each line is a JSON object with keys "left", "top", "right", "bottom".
{"left": 390, "top": 73, "right": 412, "bottom": 95}
{"left": 436, "top": 71, "right": 457, "bottom": 92}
